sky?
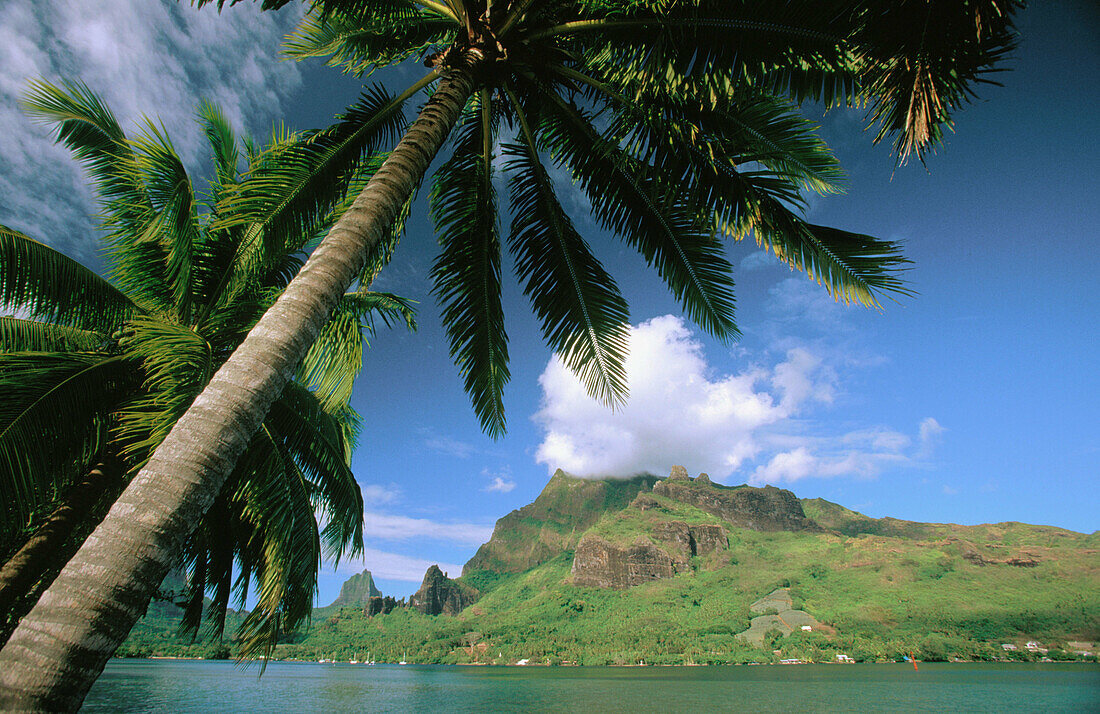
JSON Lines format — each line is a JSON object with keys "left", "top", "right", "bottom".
{"left": 1, "top": 1, "right": 1097, "bottom": 605}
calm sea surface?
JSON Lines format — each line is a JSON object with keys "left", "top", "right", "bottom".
{"left": 82, "top": 660, "right": 1099, "bottom": 713}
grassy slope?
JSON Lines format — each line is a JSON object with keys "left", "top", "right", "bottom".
{"left": 119, "top": 484, "right": 1100, "bottom": 664}
{"left": 270, "top": 522, "right": 1098, "bottom": 665}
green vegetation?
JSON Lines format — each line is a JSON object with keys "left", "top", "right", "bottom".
{"left": 586, "top": 493, "right": 724, "bottom": 549}
{"left": 124, "top": 479, "right": 1099, "bottom": 666}
{"left": 0, "top": 82, "right": 414, "bottom": 654}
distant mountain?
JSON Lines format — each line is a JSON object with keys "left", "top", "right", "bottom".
{"left": 326, "top": 569, "right": 381, "bottom": 609}
{"left": 120, "top": 467, "right": 1099, "bottom": 665}
{"left": 463, "top": 469, "right": 659, "bottom": 576}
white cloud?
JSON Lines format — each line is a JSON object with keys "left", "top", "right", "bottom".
{"left": 534, "top": 314, "right": 944, "bottom": 487}
{"left": 919, "top": 415, "right": 946, "bottom": 442}
{"left": 335, "top": 547, "right": 464, "bottom": 583}
{"left": 360, "top": 483, "right": 401, "bottom": 505}
{"left": 485, "top": 476, "right": 515, "bottom": 493}
{"left": 421, "top": 430, "right": 480, "bottom": 459}
{"left": 534, "top": 315, "right": 833, "bottom": 479}
{"left": 482, "top": 468, "right": 516, "bottom": 493}
{"left": 748, "top": 445, "right": 906, "bottom": 485}
{"left": 362, "top": 511, "right": 493, "bottom": 547}
{"left": 0, "top": 1, "right": 302, "bottom": 266}
{"left": 739, "top": 250, "right": 778, "bottom": 271}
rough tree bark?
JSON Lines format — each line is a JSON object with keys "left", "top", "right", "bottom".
{"left": 0, "top": 56, "right": 481, "bottom": 711}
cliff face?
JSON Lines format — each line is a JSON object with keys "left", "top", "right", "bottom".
{"left": 463, "top": 470, "right": 658, "bottom": 575}
{"left": 409, "top": 565, "right": 480, "bottom": 616}
{"left": 327, "top": 569, "right": 382, "bottom": 608}
{"left": 366, "top": 595, "right": 402, "bottom": 616}
{"left": 571, "top": 520, "right": 728, "bottom": 589}
{"left": 571, "top": 536, "right": 677, "bottom": 589}
{"left": 653, "top": 479, "right": 821, "bottom": 533}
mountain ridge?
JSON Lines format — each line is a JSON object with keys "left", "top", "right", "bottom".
{"left": 118, "top": 467, "right": 1099, "bottom": 664}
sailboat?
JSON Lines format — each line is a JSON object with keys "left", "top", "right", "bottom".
{"left": 399, "top": 651, "right": 408, "bottom": 665}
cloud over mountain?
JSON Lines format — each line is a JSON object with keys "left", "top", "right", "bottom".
{"left": 534, "top": 315, "right": 939, "bottom": 484}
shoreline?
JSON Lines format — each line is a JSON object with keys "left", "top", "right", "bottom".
{"left": 119, "top": 657, "right": 1099, "bottom": 667}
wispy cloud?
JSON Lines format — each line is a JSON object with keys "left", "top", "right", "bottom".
{"left": 483, "top": 467, "right": 516, "bottom": 493}
{"left": 334, "top": 547, "right": 463, "bottom": 583}
{"left": 0, "top": 1, "right": 302, "bottom": 267}
{"left": 420, "top": 429, "right": 481, "bottom": 459}
{"left": 362, "top": 511, "right": 493, "bottom": 547}
{"left": 360, "top": 483, "right": 401, "bottom": 505}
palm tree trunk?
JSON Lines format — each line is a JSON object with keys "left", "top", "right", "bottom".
{"left": 0, "top": 55, "right": 482, "bottom": 711}
{"left": 0, "top": 457, "right": 123, "bottom": 637}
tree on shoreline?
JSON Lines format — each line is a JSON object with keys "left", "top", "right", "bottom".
{"left": 0, "top": 82, "right": 414, "bottom": 657}
{"left": 0, "top": 1, "right": 1021, "bottom": 708}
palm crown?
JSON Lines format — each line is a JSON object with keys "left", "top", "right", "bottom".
{"left": 0, "top": 82, "right": 414, "bottom": 653}
{"left": 207, "top": 0, "right": 1019, "bottom": 438}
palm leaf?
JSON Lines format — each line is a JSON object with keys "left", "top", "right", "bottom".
{"left": 504, "top": 94, "right": 630, "bottom": 407}
{"left": 0, "top": 353, "right": 131, "bottom": 537}
{"left": 430, "top": 92, "right": 510, "bottom": 436}
{"left": 0, "top": 317, "right": 106, "bottom": 353}
{"left": 209, "top": 83, "right": 414, "bottom": 306}
{"left": 266, "top": 383, "right": 363, "bottom": 563}
{"left": 533, "top": 88, "right": 739, "bottom": 341}
{"left": 129, "top": 120, "right": 204, "bottom": 323}
{"left": 0, "top": 224, "right": 140, "bottom": 331}
{"left": 285, "top": 4, "right": 456, "bottom": 76}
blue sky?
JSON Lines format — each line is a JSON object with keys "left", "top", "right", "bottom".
{"left": 1, "top": 1, "right": 1096, "bottom": 604}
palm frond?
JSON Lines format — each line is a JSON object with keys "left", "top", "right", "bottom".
{"left": 199, "top": 100, "right": 240, "bottom": 208}
{"left": 542, "top": 1, "right": 861, "bottom": 106}
{"left": 112, "top": 317, "right": 213, "bottom": 468}
{"left": 129, "top": 120, "right": 204, "bottom": 323}
{"left": 0, "top": 224, "right": 140, "bottom": 330}
{"left": 229, "top": 425, "right": 320, "bottom": 659}
{"left": 0, "top": 353, "right": 131, "bottom": 538}
{"left": 20, "top": 80, "right": 153, "bottom": 228}
{"left": 852, "top": 0, "right": 1022, "bottom": 164}
{"left": 504, "top": 95, "right": 630, "bottom": 407}
{"left": 430, "top": 92, "right": 510, "bottom": 436}
{"left": 266, "top": 383, "right": 363, "bottom": 563}
{"left": 0, "top": 317, "right": 106, "bottom": 353}
{"left": 209, "top": 82, "right": 415, "bottom": 305}
{"left": 285, "top": 4, "right": 456, "bottom": 76}
{"left": 749, "top": 194, "right": 913, "bottom": 307}
{"left": 296, "top": 288, "right": 416, "bottom": 411}
{"left": 534, "top": 88, "right": 739, "bottom": 341}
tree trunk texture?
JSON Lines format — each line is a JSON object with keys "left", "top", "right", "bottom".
{"left": 0, "top": 458, "right": 123, "bottom": 636}
{"left": 0, "top": 60, "right": 479, "bottom": 712}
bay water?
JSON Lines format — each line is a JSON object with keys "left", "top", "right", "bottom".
{"left": 82, "top": 660, "right": 1098, "bottom": 712}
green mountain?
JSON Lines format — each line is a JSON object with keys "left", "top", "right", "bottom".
{"left": 462, "top": 470, "right": 658, "bottom": 583}
{"left": 325, "top": 569, "right": 381, "bottom": 609}
{"left": 119, "top": 468, "right": 1100, "bottom": 664}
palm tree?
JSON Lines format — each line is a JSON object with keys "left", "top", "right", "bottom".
{"left": 0, "top": 83, "right": 414, "bottom": 659}
{"left": 0, "top": 0, "right": 1021, "bottom": 707}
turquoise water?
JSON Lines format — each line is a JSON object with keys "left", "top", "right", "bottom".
{"left": 82, "top": 660, "right": 1099, "bottom": 713}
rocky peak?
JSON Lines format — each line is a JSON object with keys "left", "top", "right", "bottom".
{"left": 409, "top": 565, "right": 479, "bottom": 616}
{"left": 652, "top": 479, "right": 820, "bottom": 533}
{"left": 463, "top": 470, "right": 658, "bottom": 575}
{"left": 327, "top": 569, "right": 382, "bottom": 608}
{"left": 668, "top": 465, "right": 690, "bottom": 480}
